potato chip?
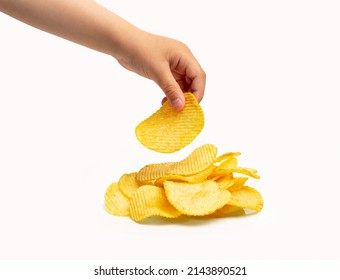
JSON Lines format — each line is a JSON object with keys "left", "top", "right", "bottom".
{"left": 118, "top": 172, "right": 140, "bottom": 199}
{"left": 169, "top": 144, "right": 218, "bottom": 175}
{"left": 217, "top": 176, "right": 248, "bottom": 191}
{"left": 104, "top": 182, "right": 130, "bottom": 216}
{"left": 154, "top": 165, "right": 216, "bottom": 187}
{"left": 135, "top": 92, "right": 204, "bottom": 153}
{"left": 136, "top": 144, "right": 217, "bottom": 183}
{"left": 164, "top": 180, "right": 231, "bottom": 216}
{"left": 211, "top": 205, "right": 246, "bottom": 217}
{"left": 207, "top": 158, "right": 237, "bottom": 181}
{"left": 227, "top": 186, "right": 264, "bottom": 212}
{"left": 214, "top": 152, "right": 241, "bottom": 163}
{"left": 209, "top": 167, "right": 260, "bottom": 180}
{"left": 129, "top": 185, "right": 181, "bottom": 222}
{"left": 136, "top": 162, "right": 176, "bottom": 183}
{"left": 228, "top": 167, "right": 260, "bottom": 179}
{"left": 217, "top": 156, "right": 238, "bottom": 169}
{"left": 208, "top": 168, "right": 233, "bottom": 181}
{"left": 227, "top": 177, "right": 249, "bottom": 192}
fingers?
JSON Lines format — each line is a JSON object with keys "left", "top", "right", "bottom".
{"left": 185, "top": 59, "right": 206, "bottom": 103}
{"left": 190, "top": 69, "right": 206, "bottom": 103}
{"left": 169, "top": 50, "right": 206, "bottom": 105}
{"left": 158, "top": 63, "right": 206, "bottom": 110}
{"left": 161, "top": 96, "right": 168, "bottom": 104}
{"left": 156, "top": 68, "right": 185, "bottom": 111}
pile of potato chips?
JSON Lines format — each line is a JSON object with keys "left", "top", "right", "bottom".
{"left": 105, "top": 144, "right": 263, "bottom": 222}
{"left": 105, "top": 92, "right": 263, "bottom": 222}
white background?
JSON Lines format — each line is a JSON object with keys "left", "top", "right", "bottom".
{"left": 0, "top": 0, "right": 339, "bottom": 260}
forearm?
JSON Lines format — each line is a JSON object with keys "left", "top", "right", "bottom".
{"left": 0, "top": 0, "right": 139, "bottom": 59}
{"left": 1, "top": 0, "right": 206, "bottom": 109}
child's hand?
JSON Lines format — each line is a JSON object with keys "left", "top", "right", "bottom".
{"left": 116, "top": 32, "right": 206, "bottom": 111}
{"left": 0, "top": 0, "right": 205, "bottom": 110}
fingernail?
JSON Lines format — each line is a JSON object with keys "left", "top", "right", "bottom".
{"left": 172, "top": 97, "right": 184, "bottom": 111}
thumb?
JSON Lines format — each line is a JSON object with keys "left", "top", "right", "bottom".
{"left": 156, "top": 70, "right": 185, "bottom": 111}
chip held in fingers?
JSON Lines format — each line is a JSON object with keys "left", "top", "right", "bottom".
{"left": 135, "top": 92, "right": 204, "bottom": 153}
{"left": 104, "top": 144, "right": 264, "bottom": 222}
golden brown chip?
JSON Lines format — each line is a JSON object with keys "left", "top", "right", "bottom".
{"left": 118, "top": 172, "right": 140, "bottom": 199}
{"left": 211, "top": 205, "right": 246, "bottom": 217}
{"left": 129, "top": 185, "right": 181, "bottom": 222}
{"left": 217, "top": 177, "right": 248, "bottom": 191}
{"left": 228, "top": 167, "right": 260, "bottom": 179}
{"left": 214, "top": 152, "right": 241, "bottom": 163}
{"left": 136, "top": 162, "right": 176, "bottom": 184}
{"left": 227, "top": 186, "right": 264, "bottom": 212}
{"left": 154, "top": 165, "right": 216, "bottom": 187}
{"left": 135, "top": 92, "right": 204, "bottom": 153}
{"left": 218, "top": 156, "right": 238, "bottom": 169}
{"left": 208, "top": 168, "right": 233, "bottom": 181}
{"left": 104, "top": 182, "right": 130, "bottom": 216}
{"left": 169, "top": 144, "right": 218, "bottom": 175}
{"left": 227, "top": 177, "right": 249, "bottom": 192}
{"left": 164, "top": 180, "right": 231, "bottom": 216}
{"left": 209, "top": 167, "right": 260, "bottom": 180}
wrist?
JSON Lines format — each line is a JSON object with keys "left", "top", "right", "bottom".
{"left": 106, "top": 17, "right": 144, "bottom": 60}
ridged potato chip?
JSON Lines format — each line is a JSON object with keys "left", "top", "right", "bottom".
{"left": 129, "top": 185, "right": 181, "bottom": 222}
{"left": 169, "top": 144, "right": 218, "bottom": 175}
{"left": 136, "top": 162, "right": 176, "bottom": 184}
{"left": 229, "top": 167, "right": 260, "bottom": 179}
{"left": 215, "top": 152, "right": 241, "bottom": 163}
{"left": 136, "top": 144, "right": 217, "bottom": 183}
{"left": 217, "top": 176, "right": 248, "bottom": 191}
{"left": 211, "top": 205, "right": 246, "bottom": 217}
{"left": 228, "top": 186, "right": 264, "bottom": 212}
{"left": 209, "top": 166, "right": 260, "bottom": 181}
{"left": 208, "top": 168, "right": 233, "bottom": 181}
{"left": 218, "top": 156, "right": 238, "bottom": 169}
{"left": 118, "top": 172, "right": 140, "bottom": 199}
{"left": 105, "top": 182, "right": 130, "bottom": 216}
{"left": 135, "top": 92, "right": 204, "bottom": 153}
{"left": 164, "top": 180, "right": 231, "bottom": 216}
{"left": 154, "top": 165, "right": 216, "bottom": 187}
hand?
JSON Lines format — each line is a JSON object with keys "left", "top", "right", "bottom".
{"left": 0, "top": 0, "right": 206, "bottom": 111}
{"left": 116, "top": 31, "right": 206, "bottom": 111}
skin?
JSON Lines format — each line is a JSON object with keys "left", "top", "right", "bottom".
{"left": 0, "top": 0, "right": 206, "bottom": 110}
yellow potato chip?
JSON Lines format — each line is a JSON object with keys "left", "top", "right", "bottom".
{"left": 211, "top": 205, "right": 246, "bottom": 217}
{"left": 217, "top": 156, "right": 238, "bottom": 169}
{"left": 227, "top": 177, "right": 249, "bottom": 192}
{"left": 118, "top": 172, "right": 140, "bottom": 199}
{"left": 104, "top": 182, "right": 130, "bottom": 216}
{"left": 209, "top": 167, "right": 260, "bottom": 180}
{"left": 229, "top": 167, "right": 260, "bottom": 179}
{"left": 217, "top": 176, "right": 248, "bottom": 191}
{"left": 208, "top": 168, "right": 233, "bottom": 181}
{"left": 129, "top": 185, "right": 181, "bottom": 222}
{"left": 164, "top": 180, "right": 231, "bottom": 216}
{"left": 214, "top": 152, "right": 241, "bottom": 163}
{"left": 169, "top": 144, "right": 218, "bottom": 175}
{"left": 135, "top": 92, "right": 204, "bottom": 153}
{"left": 136, "top": 162, "right": 176, "bottom": 184}
{"left": 227, "top": 186, "right": 264, "bottom": 212}
{"left": 154, "top": 165, "right": 216, "bottom": 187}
